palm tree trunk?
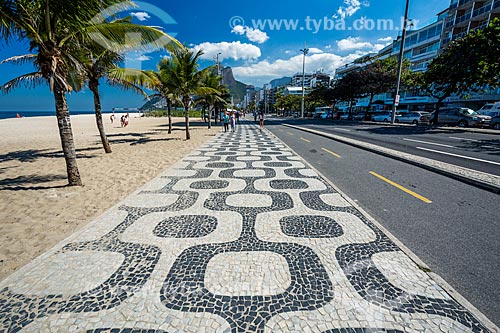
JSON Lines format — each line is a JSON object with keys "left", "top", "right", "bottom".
{"left": 366, "top": 93, "right": 375, "bottom": 113}
{"left": 89, "top": 79, "right": 112, "bottom": 153}
{"left": 53, "top": 88, "right": 83, "bottom": 186}
{"left": 184, "top": 98, "right": 190, "bottom": 140}
{"left": 208, "top": 105, "right": 213, "bottom": 130}
{"left": 167, "top": 98, "right": 172, "bottom": 134}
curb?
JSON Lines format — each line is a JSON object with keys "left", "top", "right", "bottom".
{"left": 271, "top": 116, "right": 500, "bottom": 136}
{"left": 282, "top": 124, "right": 500, "bottom": 195}
{"left": 266, "top": 127, "right": 500, "bottom": 333}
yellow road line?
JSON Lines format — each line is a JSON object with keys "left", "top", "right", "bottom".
{"left": 287, "top": 132, "right": 294, "bottom": 136}
{"left": 300, "top": 138, "right": 311, "bottom": 143}
{"left": 369, "top": 171, "right": 432, "bottom": 204}
{"left": 321, "top": 148, "right": 341, "bottom": 158}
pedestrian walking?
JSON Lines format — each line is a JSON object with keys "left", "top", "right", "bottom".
{"left": 223, "top": 111, "right": 230, "bottom": 132}
{"left": 230, "top": 112, "right": 236, "bottom": 132}
{"left": 259, "top": 111, "right": 264, "bottom": 130}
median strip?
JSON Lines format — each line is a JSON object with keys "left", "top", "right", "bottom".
{"left": 370, "top": 171, "right": 433, "bottom": 204}
{"left": 321, "top": 147, "right": 341, "bottom": 158}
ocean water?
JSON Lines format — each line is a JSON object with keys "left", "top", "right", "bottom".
{"left": 0, "top": 110, "right": 107, "bottom": 120}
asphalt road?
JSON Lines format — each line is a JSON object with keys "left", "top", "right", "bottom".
{"left": 266, "top": 121, "right": 500, "bottom": 327}
{"left": 282, "top": 119, "right": 500, "bottom": 176}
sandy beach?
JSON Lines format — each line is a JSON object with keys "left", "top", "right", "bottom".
{"left": 0, "top": 114, "right": 217, "bottom": 280}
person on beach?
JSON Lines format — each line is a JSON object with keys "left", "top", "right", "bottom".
{"left": 110, "top": 113, "right": 115, "bottom": 124}
{"left": 223, "top": 111, "right": 230, "bottom": 132}
{"left": 230, "top": 111, "right": 236, "bottom": 132}
{"left": 123, "top": 113, "right": 129, "bottom": 127}
{"left": 259, "top": 111, "right": 264, "bottom": 130}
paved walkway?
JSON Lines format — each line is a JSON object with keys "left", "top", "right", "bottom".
{"left": 0, "top": 122, "right": 495, "bottom": 332}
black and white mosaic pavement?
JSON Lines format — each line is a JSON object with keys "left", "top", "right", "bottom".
{"left": 0, "top": 121, "right": 495, "bottom": 332}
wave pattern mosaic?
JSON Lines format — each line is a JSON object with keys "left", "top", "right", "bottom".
{"left": 0, "top": 122, "right": 493, "bottom": 333}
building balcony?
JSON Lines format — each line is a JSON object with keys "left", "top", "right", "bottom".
{"left": 455, "top": 12, "right": 472, "bottom": 24}
{"left": 411, "top": 50, "right": 438, "bottom": 62}
{"left": 458, "top": 0, "right": 474, "bottom": 8}
{"left": 472, "top": 3, "right": 493, "bottom": 18}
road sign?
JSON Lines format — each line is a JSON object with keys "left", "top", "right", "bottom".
{"left": 395, "top": 94, "right": 400, "bottom": 106}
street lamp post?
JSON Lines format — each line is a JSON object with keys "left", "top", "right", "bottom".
{"left": 214, "top": 52, "right": 222, "bottom": 120}
{"left": 300, "top": 43, "right": 309, "bottom": 119}
{"left": 391, "top": 0, "right": 410, "bottom": 124}
{"left": 215, "top": 52, "right": 222, "bottom": 81}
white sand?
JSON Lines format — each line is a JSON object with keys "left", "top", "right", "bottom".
{"left": 0, "top": 114, "right": 218, "bottom": 280}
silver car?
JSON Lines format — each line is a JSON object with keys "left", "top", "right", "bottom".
{"left": 430, "top": 108, "right": 491, "bottom": 127}
{"left": 372, "top": 112, "right": 399, "bottom": 122}
{"left": 396, "top": 112, "right": 431, "bottom": 125}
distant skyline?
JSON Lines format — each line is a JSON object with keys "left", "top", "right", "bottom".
{"left": 0, "top": 0, "right": 449, "bottom": 111}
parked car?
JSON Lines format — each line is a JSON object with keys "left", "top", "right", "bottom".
{"left": 430, "top": 108, "right": 491, "bottom": 127}
{"left": 353, "top": 112, "right": 367, "bottom": 120}
{"left": 333, "top": 111, "right": 346, "bottom": 120}
{"left": 320, "top": 112, "right": 333, "bottom": 119}
{"left": 372, "top": 112, "right": 399, "bottom": 122}
{"left": 396, "top": 112, "right": 431, "bottom": 125}
{"left": 479, "top": 110, "right": 500, "bottom": 118}
{"left": 478, "top": 102, "right": 500, "bottom": 116}
{"left": 490, "top": 115, "right": 500, "bottom": 130}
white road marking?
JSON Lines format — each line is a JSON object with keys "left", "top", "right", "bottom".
{"left": 403, "top": 138, "right": 455, "bottom": 148}
{"left": 333, "top": 128, "right": 352, "bottom": 132}
{"left": 416, "top": 147, "right": 500, "bottom": 166}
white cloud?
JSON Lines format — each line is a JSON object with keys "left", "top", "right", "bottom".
{"left": 232, "top": 52, "right": 362, "bottom": 87}
{"left": 231, "top": 25, "right": 269, "bottom": 44}
{"left": 191, "top": 41, "right": 261, "bottom": 61}
{"left": 135, "top": 55, "right": 151, "bottom": 61}
{"left": 378, "top": 36, "right": 394, "bottom": 43}
{"left": 336, "top": 37, "right": 384, "bottom": 52}
{"left": 131, "top": 12, "right": 151, "bottom": 21}
{"left": 335, "top": 0, "right": 370, "bottom": 19}
{"left": 308, "top": 48, "right": 324, "bottom": 54}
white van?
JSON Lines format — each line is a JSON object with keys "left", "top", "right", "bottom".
{"left": 478, "top": 102, "right": 500, "bottom": 117}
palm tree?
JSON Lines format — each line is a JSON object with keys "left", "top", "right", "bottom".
{"left": 196, "top": 69, "right": 228, "bottom": 130}
{"left": 168, "top": 47, "right": 213, "bottom": 140}
{"left": 80, "top": 42, "right": 154, "bottom": 153}
{"left": 0, "top": 0, "right": 178, "bottom": 185}
{"left": 146, "top": 57, "right": 178, "bottom": 134}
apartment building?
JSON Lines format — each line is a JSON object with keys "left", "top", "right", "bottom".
{"left": 442, "top": 0, "right": 500, "bottom": 48}
{"left": 333, "top": 0, "right": 500, "bottom": 111}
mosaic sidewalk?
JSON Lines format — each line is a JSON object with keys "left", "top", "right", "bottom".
{"left": 0, "top": 122, "right": 495, "bottom": 333}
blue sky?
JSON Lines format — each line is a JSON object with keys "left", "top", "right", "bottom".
{"left": 0, "top": 0, "right": 449, "bottom": 111}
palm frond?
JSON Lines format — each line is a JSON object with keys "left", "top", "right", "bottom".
{"left": 1, "top": 54, "right": 36, "bottom": 65}
{"left": 70, "top": 23, "right": 182, "bottom": 53}
{"left": 107, "top": 67, "right": 153, "bottom": 97}
{"left": 1, "top": 72, "right": 45, "bottom": 94}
